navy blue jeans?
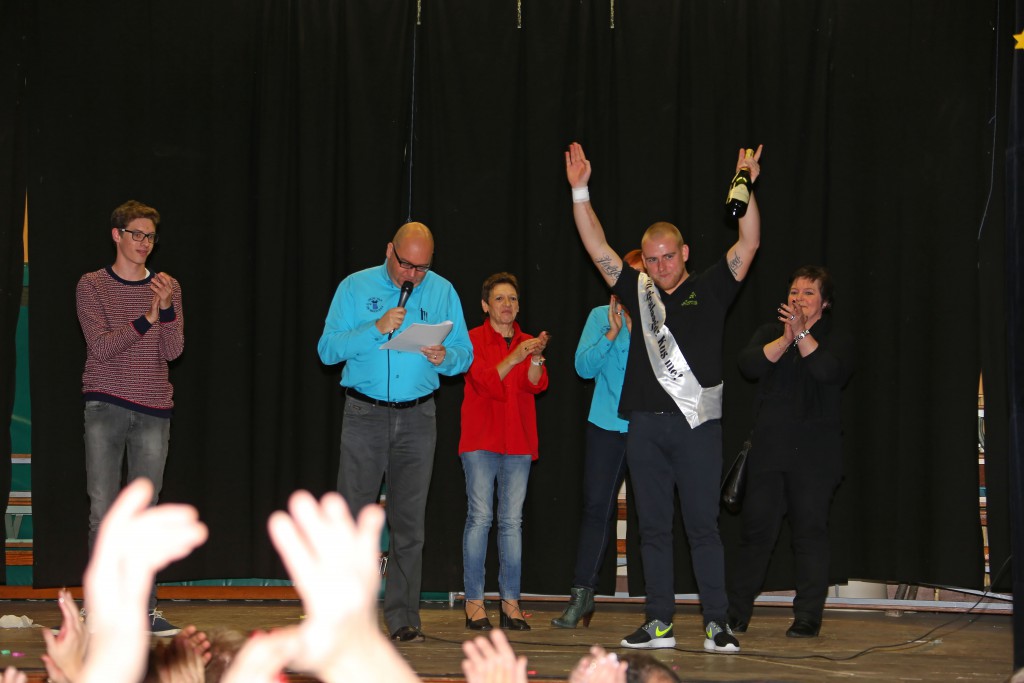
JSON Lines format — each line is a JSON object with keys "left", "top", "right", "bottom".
{"left": 571, "top": 423, "right": 628, "bottom": 590}
{"left": 627, "top": 412, "right": 726, "bottom": 626}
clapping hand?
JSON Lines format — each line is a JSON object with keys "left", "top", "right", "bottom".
{"left": 777, "top": 300, "right": 806, "bottom": 343}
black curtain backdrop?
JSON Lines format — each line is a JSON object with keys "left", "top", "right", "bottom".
{"left": 14, "top": 0, "right": 1011, "bottom": 599}
{"left": 1004, "top": 0, "right": 1023, "bottom": 668}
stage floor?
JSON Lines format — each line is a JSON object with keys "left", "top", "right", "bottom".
{"left": 0, "top": 599, "right": 1012, "bottom": 681}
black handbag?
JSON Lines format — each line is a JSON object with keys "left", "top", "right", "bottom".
{"left": 721, "top": 435, "right": 752, "bottom": 514}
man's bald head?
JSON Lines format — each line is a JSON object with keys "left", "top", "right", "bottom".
{"left": 386, "top": 222, "right": 435, "bottom": 288}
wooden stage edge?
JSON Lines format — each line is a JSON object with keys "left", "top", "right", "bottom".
{"left": 0, "top": 585, "right": 1011, "bottom": 614}
{"left": 0, "top": 597, "right": 1011, "bottom": 682}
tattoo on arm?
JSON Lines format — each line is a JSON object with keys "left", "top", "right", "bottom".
{"left": 595, "top": 255, "right": 622, "bottom": 281}
{"left": 728, "top": 251, "right": 743, "bottom": 279}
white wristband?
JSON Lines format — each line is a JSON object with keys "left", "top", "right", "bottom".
{"left": 793, "top": 329, "right": 811, "bottom": 344}
{"left": 531, "top": 357, "right": 545, "bottom": 366}
{"left": 572, "top": 186, "right": 590, "bottom": 203}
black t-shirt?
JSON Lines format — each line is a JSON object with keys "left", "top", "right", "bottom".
{"left": 612, "top": 257, "right": 741, "bottom": 415}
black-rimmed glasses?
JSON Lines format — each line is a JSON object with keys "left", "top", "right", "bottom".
{"left": 392, "top": 245, "right": 431, "bottom": 272}
{"left": 120, "top": 228, "right": 159, "bottom": 244}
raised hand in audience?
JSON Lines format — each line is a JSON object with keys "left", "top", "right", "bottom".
{"left": 222, "top": 490, "right": 417, "bottom": 683}
{"left": 461, "top": 628, "right": 528, "bottom": 683}
{"left": 78, "top": 478, "right": 208, "bottom": 683}
{"left": 41, "top": 588, "right": 88, "bottom": 683}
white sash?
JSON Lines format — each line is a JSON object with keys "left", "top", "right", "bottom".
{"left": 637, "top": 272, "right": 723, "bottom": 428}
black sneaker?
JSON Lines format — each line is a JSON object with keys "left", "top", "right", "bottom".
{"left": 703, "top": 620, "right": 740, "bottom": 653}
{"left": 149, "top": 610, "right": 181, "bottom": 637}
{"left": 620, "top": 619, "right": 676, "bottom": 649}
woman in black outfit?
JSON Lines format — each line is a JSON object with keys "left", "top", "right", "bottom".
{"left": 726, "top": 265, "right": 854, "bottom": 638}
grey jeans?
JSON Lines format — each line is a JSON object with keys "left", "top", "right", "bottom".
{"left": 84, "top": 401, "right": 169, "bottom": 610}
{"left": 338, "top": 395, "right": 436, "bottom": 634}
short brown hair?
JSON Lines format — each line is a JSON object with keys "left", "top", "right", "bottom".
{"left": 481, "top": 272, "right": 520, "bottom": 303}
{"left": 111, "top": 200, "right": 160, "bottom": 231}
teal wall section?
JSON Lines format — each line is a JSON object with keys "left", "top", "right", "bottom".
{"left": 8, "top": 264, "right": 32, "bottom": 585}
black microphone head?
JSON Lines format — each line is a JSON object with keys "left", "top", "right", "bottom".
{"left": 397, "top": 280, "right": 414, "bottom": 308}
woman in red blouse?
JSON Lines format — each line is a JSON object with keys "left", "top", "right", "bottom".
{"left": 460, "top": 272, "right": 550, "bottom": 632}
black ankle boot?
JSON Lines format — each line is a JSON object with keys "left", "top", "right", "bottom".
{"left": 785, "top": 618, "right": 821, "bottom": 638}
{"left": 551, "top": 586, "right": 595, "bottom": 628}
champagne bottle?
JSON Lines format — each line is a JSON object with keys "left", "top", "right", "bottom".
{"left": 725, "top": 148, "right": 755, "bottom": 219}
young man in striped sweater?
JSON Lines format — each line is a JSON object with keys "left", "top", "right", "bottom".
{"left": 76, "top": 200, "right": 184, "bottom": 636}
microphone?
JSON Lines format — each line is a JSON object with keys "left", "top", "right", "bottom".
{"left": 397, "top": 280, "right": 414, "bottom": 309}
{"left": 389, "top": 281, "right": 414, "bottom": 340}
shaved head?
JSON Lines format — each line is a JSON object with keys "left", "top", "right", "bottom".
{"left": 387, "top": 222, "right": 435, "bottom": 288}
{"left": 641, "top": 221, "right": 684, "bottom": 249}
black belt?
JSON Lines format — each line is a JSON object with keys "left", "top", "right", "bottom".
{"left": 345, "top": 388, "right": 434, "bottom": 409}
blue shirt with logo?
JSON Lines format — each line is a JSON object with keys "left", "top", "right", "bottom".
{"left": 317, "top": 261, "right": 473, "bottom": 401}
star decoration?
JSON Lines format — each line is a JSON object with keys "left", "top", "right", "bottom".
{"left": 1016, "top": 30, "right": 1024, "bottom": 49}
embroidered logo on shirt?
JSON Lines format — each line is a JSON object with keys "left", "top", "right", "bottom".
{"left": 681, "top": 292, "right": 699, "bottom": 307}
{"left": 420, "top": 308, "right": 428, "bottom": 321}
{"left": 366, "top": 297, "right": 384, "bottom": 313}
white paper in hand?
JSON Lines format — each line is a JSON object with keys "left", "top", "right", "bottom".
{"left": 379, "top": 321, "right": 454, "bottom": 352}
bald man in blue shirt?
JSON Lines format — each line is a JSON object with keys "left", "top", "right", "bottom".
{"left": 318, "top": 222, "right": 472, "bottom": 642}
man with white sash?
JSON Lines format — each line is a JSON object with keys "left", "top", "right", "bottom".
{"left": 564, "top": 141, "right": 762, "bottom": 653}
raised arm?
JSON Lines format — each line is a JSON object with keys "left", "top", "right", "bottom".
{"left": 725, "top": 144, "right": 763, "bottom": 281}
{"left": 565, "top": 143, "right": 623, "bottom": 287}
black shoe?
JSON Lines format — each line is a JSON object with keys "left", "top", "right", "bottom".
{"left": 551, "top": 586, "right": 595, "bottom": 629}
{"left": 499, "top": 600, "right": 531, "bottom": 631}
{"left": 785, "top": 618, "right": 821, "bottom": 638}
{"left": 465, "top": 600, "right": 493, "bottom": 631}
{"left": 727, "top": 615, "right": 748, "bottom": 634}
{"left": 390, "top": 626, "right": 425, "bottom": 642}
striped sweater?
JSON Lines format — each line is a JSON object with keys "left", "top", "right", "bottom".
{"left": 76, "top": 267, "right": 185, "bottom": 417}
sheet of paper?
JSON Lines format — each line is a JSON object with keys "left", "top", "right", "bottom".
{"left": 379, "top": 321, "right": 455, "bottom": 352}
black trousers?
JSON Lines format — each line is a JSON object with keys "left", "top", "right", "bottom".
{"left": 727, "top": 467, "right": 840, "bottom": 624}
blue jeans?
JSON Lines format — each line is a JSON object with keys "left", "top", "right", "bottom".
{"left": 461, "top": 450, "right": 532, "bottom": 601}
{"left": 84, "top": 401, "right": 169, "bottom": 611}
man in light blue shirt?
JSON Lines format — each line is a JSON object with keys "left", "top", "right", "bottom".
{"left": 318, "top": 222, "right": 472, "bottom": 642}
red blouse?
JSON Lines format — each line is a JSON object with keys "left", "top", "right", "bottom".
{"left": 458, "top": 321, "right": 549, "bottom": 460}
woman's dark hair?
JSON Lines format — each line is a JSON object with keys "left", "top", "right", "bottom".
{"left": 481, "top": 272, "right": 520, "bottom": 304}
{"left": 789, "top": 264, "right": 834, "bottom": 310}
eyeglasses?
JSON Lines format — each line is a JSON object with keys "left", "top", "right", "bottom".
{"left": 120, "top": 228, "right": 159, "bottom": 244}
{"left": 391, "top": 245, "right": 431, "bottom": 272}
